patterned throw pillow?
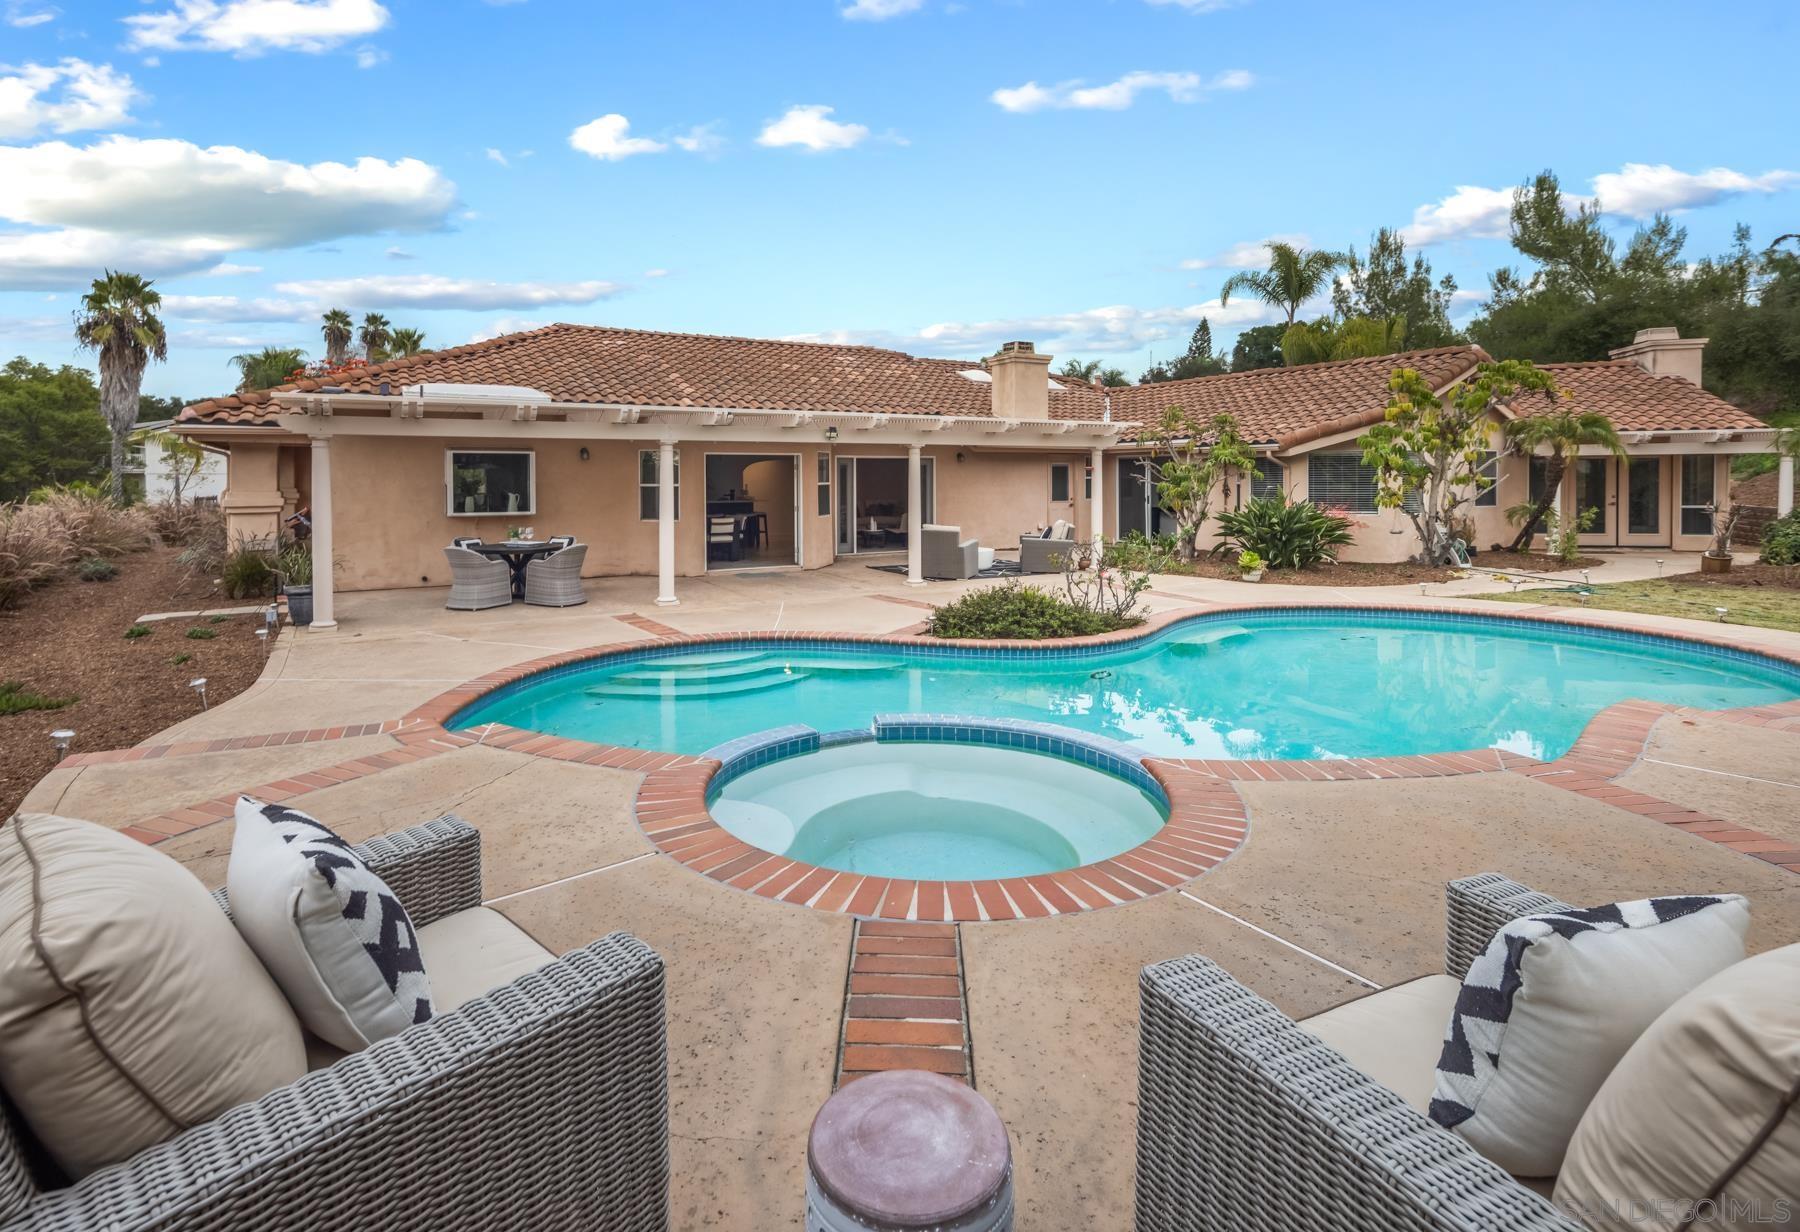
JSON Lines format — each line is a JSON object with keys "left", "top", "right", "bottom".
{"left": 227, "top": 797, "right": 435, "bottom": 1052}
{"left": 1430, "top": 894, "right": 1749, "bottom": 1177}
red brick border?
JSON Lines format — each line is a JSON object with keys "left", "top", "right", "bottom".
{"left": 837, "top": 921, "right": 972, "bottom": 1087}
{"left": 61, "top": 720, "right": 411, "bottom": 769}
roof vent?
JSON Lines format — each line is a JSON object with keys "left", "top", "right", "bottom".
{"left": 998, "top": 341, "right": 1036, "bottom": 355}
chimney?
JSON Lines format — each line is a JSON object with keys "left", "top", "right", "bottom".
{"left": 1609, "top": 326, "right": 1707, "bottom": 387}
{"left": 986, "top": 340, "right": 1052, "bottom": 420}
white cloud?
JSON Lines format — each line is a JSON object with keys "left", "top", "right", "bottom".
{"left": 0, "top": 313, "right": 73, "bottom": 343}
{"left": 787, "top": 297, "right": 1282, "bottom": 357}
{"left": 484, "top": 147, "right": 508, "bottom": 167}
{"left": 467, "top": 316, "right": 548, "bottom": 343}
{"left": 0, "top": 229, "right": 232, "bottom": 290}
{"left": 124, "top": 0, "right": 390, "bottom": 55}
{"left": 1145, "top": 0, "right": 1244, "bottom": 10}
{"left": 672, "top": 123, "right": 724, "bottom": 156}
{"left": 643, "top": 267, "right": 669, "bottom": 278}
{"left": 353, "top": 44, "right": 386, "bottom": 68}
{"left": 1398, "top": 184, "right": 1516, "bottom": 246}
{"left": 161, "top": 293, "right": 313, "bottom": 321}
{"left": 273, "top": 273, "right": 622, "bottom": 310}
{"left": 1179, "top": 232, "right": 1309, "bottom": 270}
{"left": 170, "top": 327, "right": 277, "bottom": 349}
{"left": 0, "top": 59, "right": 141, "bottom": 140}
{"left": 203, "top": 261, "right": 262, "bottom": 275}
{"left": 756, "top": 104, "right": 870, "bottom": 152}
{"left": 385, "top": 245, "right": 413, "bottom": 259}
{"left": 0, "top": 136, "right": 456, "bottom": 251}
{"left": 841, "top": 0, "right": 924, "bottom": 19}
{"left": 991, "top": 69, "right": 1250, "bottom": 113}
{"left": 5, "top": 3, "right": 58, "bottom": 27}
{"left": 1591, "top": 163, "right": 1799, "bottom": 218}
{"left": 568, "top": 113, "right": 667, "bottom": 161}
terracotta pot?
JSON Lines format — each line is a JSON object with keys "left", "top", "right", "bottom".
{"left": 1700, "top": 552, "right": 1732, "bottom": 575}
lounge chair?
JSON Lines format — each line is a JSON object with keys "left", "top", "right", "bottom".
{"left": 1019, "top": 521, "right": 1076, "bottom": 574}
{"left": 921, "top": 524, "right": 980, "bottom": 579}
{"left": 444, "top": 545, "right": 512, "bottom": 610}
{"left": 525, "top": 543, "right": 588, "bottom": 607}
{"left": 0, "top": 817, "right": 670, "bottom": 1232}
{"left": 1134, "top": 874, "right": 1586, "bottom": 1231}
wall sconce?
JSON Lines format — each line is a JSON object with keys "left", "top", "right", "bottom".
{"left": 824, "top": 425, "right": 839, "bottom": 442}
{"left": 579, "top": 446, "right": 590, "bottom": 461}
{"left": 956, "top": 451, "right": 965, "bottom": 463}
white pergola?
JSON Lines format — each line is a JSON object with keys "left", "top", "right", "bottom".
{"left": 266, "top": 389, "right": 1123, "bottom": 628}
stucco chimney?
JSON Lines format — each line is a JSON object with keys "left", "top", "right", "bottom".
{"left": 1609, "top": 326, "right": 1707, "bottom": 387}
{"left": 986, "top": 341, "right": 1052, "bottom": 420}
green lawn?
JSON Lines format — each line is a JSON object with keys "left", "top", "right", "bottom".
{"left": 1475, "top": 578, "right": 1800, "bottom": 634}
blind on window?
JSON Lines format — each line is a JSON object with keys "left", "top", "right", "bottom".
{"left": 1307, "top": 453, "right": 1380, "bottom": 512}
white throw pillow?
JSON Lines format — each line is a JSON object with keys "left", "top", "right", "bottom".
{"left": 228, "top": 797, "right": 435, "bottom": 1052}
{"left": 1429, "top": 894, "right": 1749, "bottom": 1177}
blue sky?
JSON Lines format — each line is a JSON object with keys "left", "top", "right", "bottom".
{"left": 2, "top": 0, "right": 1796, "bottom": 400}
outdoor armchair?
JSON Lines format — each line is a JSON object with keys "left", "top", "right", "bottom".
{"left": 444, "top": 544, "right": 512, "bottom": 610}
{"left": 451, "top": 535, "right": 484, "bottom": 549}
{"left": 1018, "top": 522, "right": 1076, "bottom": 574}
{"left": 920, "top": 524, "right": 979, "bottom": 580}
{"left": 1134, "top": 873, "right": 1584, "bottom": 1232}
{"left": 0, "top": 816, "right": 670, "bottom": 1232}
{"left": 525, "top": 543, "right": 589, "bottom": 607}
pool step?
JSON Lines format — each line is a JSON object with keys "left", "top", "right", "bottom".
{"left": 584, "top": 671, "right": 807, "bottom": 700}
{"left": 633, "top": 650, "right": 776, "bottom": 673}
{"left": 608, "top": 657, "right": 903, "bottom": 687}
{"left": 1167, "top": 625, "right": 1253, "bottom": 656}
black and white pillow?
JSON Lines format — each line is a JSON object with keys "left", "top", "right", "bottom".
{"left": 228, "top": 797, "right": 434, "bottom": 1052}
{"left": 1430, "top": 894, "right": 1749, "bottom": 1177}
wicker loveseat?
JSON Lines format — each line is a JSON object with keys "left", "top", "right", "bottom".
{"left": 0, "top": 817, "right": 669, "bottom": 1232}
{"left": 1135, "top": 873, "right": 1586, "bottom": 1231}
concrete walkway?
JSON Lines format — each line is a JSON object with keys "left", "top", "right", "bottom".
{"left": 21, "top": 552, "right": 1800, "bottom": 1230}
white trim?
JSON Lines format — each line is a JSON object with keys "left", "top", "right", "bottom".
{"left": 445, "top": 447, "right": 536, "bottom": 518}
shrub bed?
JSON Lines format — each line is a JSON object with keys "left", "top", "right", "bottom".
{"left": 926, "top": 580, "right": 1141, "bottom": 640}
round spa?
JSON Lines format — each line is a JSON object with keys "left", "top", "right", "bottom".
{"left": 707, "top": 738, "right": 1167, "bottom": 882}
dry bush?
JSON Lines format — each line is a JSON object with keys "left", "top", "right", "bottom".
{"left": 30, "top": 490, "right": 158, "bottom": 560}
{"left": 0, "top": 504, "right": 76, "bottom": 611}
{"left": 146, "top": 498, "right": 224, "bottom": 548}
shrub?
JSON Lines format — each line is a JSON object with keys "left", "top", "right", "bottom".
{"left": 0, "top": 681, "right": 75, "bottom": 716}
{"left": 0, "top": 504, "right": 75, "bottom": 610}
{"left": 1761, "top": 511, "right": 1800, "bottom": 566}
{"left": 1103, "top": 530, "right": 1181, "bottom": 573}
{"left": 185, "top": 626, "right": 217, "bottom": 640}
{"left": 77, "top": 557, "right": 119, "bottom": 582}
{"left": 170, "top": 652, "right": 191, "bottom": 666}
{"left": 220, "top": 541, "right": 278, "bottom": 599}
{"left": 1236, "top": 550, "right": 1264, "bottom": 575}
{"left": 29, "top": 489, "right": 156, "bottom": 560}
{"left": 1214, "top": 496, "right": 1354, "bottom": 570}
{"left": 147, "top": 498, "right": 224, "bottom": 547}
{"left": 927, "top": 581, "right": 1138, "bottom": 640}
{"left": 123, "top": 624, "right": 151, "bottom": 639}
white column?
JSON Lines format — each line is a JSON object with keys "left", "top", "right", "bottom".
{"left": 906, "top": 443, "right": 924, "bottom": 586}
{"left": 1089, "top": 446, "right": 1105, "bottom": 545}
{"left": 655, "top": 441, "right": 678, "bottom": 607}
{"left": 1780, "top": 454, "right": 1795, "bottom": 517}
{"left": 308, "top": 437, "right": 336, "bottom": 629}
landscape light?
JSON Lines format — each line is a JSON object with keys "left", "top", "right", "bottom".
{"left": 255, "top": 627, "right": 270, "bottom": 655}
{"left": 1715, "top": 607, "right": 1729, "bottom": 622}
{"left": 189, "top": 677, "right": 209, "bottom": 709}
{"left": 49, "top": 729, "right": 75, "bottom": 761}
{"left": 1656, "top": 559, "right": 1665, "bottom": 576}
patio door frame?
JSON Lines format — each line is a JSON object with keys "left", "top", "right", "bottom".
{"left": 1620, "top": 455, "right": 1671, "bottom": 547}
{"left": 833, "top": 453, "right": 935, "bottom": 556}
{"left": 1573, "top": 455, "right": 1617, "bottom": 547}
{"left": 701, "top": 450, "right": 802, "bottom": 572}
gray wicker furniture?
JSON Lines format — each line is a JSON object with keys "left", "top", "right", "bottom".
{"left": 525, "top": 543, "right": 589, "bottom": 607}
{"left": 1019, "top": 523, "right": 1075, "bottom": 574}
{"left": 451, "top": 535, "right": 483, "bottom": 549}
{"left": 445, "top": 544, "right": 512, "bottom": 610}
{"left": 921, "top": 524, "right": 978, "bottom": 580}
{"left": 1134, "top": 873, "right": 1584, "bottom": 1232}
{"left": 0, "top": 817, "right": 669, "bottom": 1232}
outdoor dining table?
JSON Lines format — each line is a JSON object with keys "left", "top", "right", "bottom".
{"left": 470, "top": 540, "right": 554, "bottom": 600}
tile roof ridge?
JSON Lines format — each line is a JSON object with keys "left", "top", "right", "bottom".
{"left": 550, "top": 321, "right": 931, "bottom": 361}
{"left": 1112, "top": 344, "right": 1482, "bottom": 395}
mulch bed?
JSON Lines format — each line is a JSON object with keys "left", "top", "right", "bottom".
{"left": 1149, "top": 550, "right": 1605, "bottom": 587}
{"left": 0, "top": 547, "right": 269, "bottom": 818}
{"left": 1666, "top": 562, "right": 1800, "bottom": 592}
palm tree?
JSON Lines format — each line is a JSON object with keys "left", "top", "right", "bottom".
{"left": 73, "top": 270, "right": 167, "bottom": 504}
{"left": 358, "top": 312, "right": 392, "bottom": 363}
{"left": 1056, "top": 357, "right": 1129, "bottom": 386}
{"left": 1218, "top": 242, "right": 1349, "bottom": 327}
{"left": 1501, "top": 407, "right": 1626, "bottom": 550}
{"left": 388, "top": 327, "right": 428, "bottom": 358}
{"left": 230, "top": 345, "right": 308, "bottom": 393}
{"left": 320, "top": 308, "right": 353, "bottom": 366}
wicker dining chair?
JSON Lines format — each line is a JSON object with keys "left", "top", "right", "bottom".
{"left": 451, "top": 536, "right": 484, "bottom": 549}
{"left": 0, "top": 817, "right": 670, "bottom": 1232}
{"left": 444, "top": 545, "right": 512, "bottom": 611}
{"left": 524, "top": 543, "right": 588, "bottom": 607}
{"left": 1134, "top": 874, "right": 1584, "bottom": 1232}
{"left": 546, "top": 535, "right": 576, "bottom": 550}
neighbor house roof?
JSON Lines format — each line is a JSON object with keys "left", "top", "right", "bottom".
{"left": 177, "top": 323, "right": 1107, "bottom": 427}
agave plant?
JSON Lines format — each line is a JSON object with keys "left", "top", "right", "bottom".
{"left": 1213, "top": 495, "right": 1354, "bottom": 570}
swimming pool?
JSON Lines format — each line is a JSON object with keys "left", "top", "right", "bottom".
{"left": 450, "top": 610, "right": 1800, "bottom": 762}
{"left": 709, "top": 740, "right": 1167, "bottom": 880}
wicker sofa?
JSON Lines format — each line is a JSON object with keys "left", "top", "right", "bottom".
{"left": 1134, "top": 873, "right": 1586, "bottom": 1232}
{"left": 1019, "top": 521, "right": 1076, "bottom": 574}
{"left": 0, "top": 817, "right": 670, "bottom": 1232}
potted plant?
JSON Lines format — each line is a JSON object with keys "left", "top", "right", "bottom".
{"left": 1236, "top": 550, "right": 1265, "bottom": 583}
{"left": 1701, "top": 502, "right": 1743, "bottom": 574}
{"left": 277, "top": 544, "right": 314, "bottom": 626}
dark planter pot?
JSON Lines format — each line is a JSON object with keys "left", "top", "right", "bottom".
{"left": 1700, "top": 552, "right": 1733, "bottom": 575}
{"left": 284, "top": 584, "right": 314, "bottom": 626}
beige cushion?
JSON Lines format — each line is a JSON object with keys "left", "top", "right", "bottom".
{"left": 0, "top": 814, "right": 306, "bottom": 1178}
{"left": 1300, "top": 974, "right": 1461, "bottom": 1114}
{"left": 1555, "top": 943, "right": 1800, "bottom": 1231}
{"left": 416, "top": 907, "right": 553, "bottom": 1011}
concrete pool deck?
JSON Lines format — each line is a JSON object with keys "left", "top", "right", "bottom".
{"left": 19, "top": 551, "right": 1800, "bottom": 1230}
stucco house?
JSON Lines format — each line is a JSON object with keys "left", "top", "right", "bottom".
{"left": 176, "top": 323, "right": 1793, "bottom": 627}
{"left": 124, "top": 419, "right": 227, "bottom": 505}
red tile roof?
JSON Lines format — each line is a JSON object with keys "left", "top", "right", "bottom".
{"left": 178, "top": 323, "right": 1106, "bottom": 427}
{"left": 1529, "top": 360, "right": 1766, "bottom": 433}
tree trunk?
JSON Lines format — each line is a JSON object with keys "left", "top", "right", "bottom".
{"left": 108, "top": 429, "right": 126, "bottom": 505}
{"left": 1506, "top": 456, "right": 1566, "bottom": 551}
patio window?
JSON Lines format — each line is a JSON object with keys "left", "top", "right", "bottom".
{"left": 1680, "top": 454, "right": 1714, "bottom": 536}
{"left": 1473, "top": 451, "right": 1499, "bottom": 506}
{"left": 816, "top": 451, "right": 831, "bottom": 517}
{"left": 448, "top": 450, "right": 534, "bottom": 516}
{"left": 1306, "top": 452, "right": 1380, "bottom": 513}
{"left": 638, "top": 449, "right": 681, "bottom": 521}
{"left": 1050, "top": 463, "right": 1071, "bottom": 503}
{"left": 1251, "top": 457, "right": 1284, "bottom": 501}
{"left": 1628, "top": 458, "right": 1660, "bottom": 535}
